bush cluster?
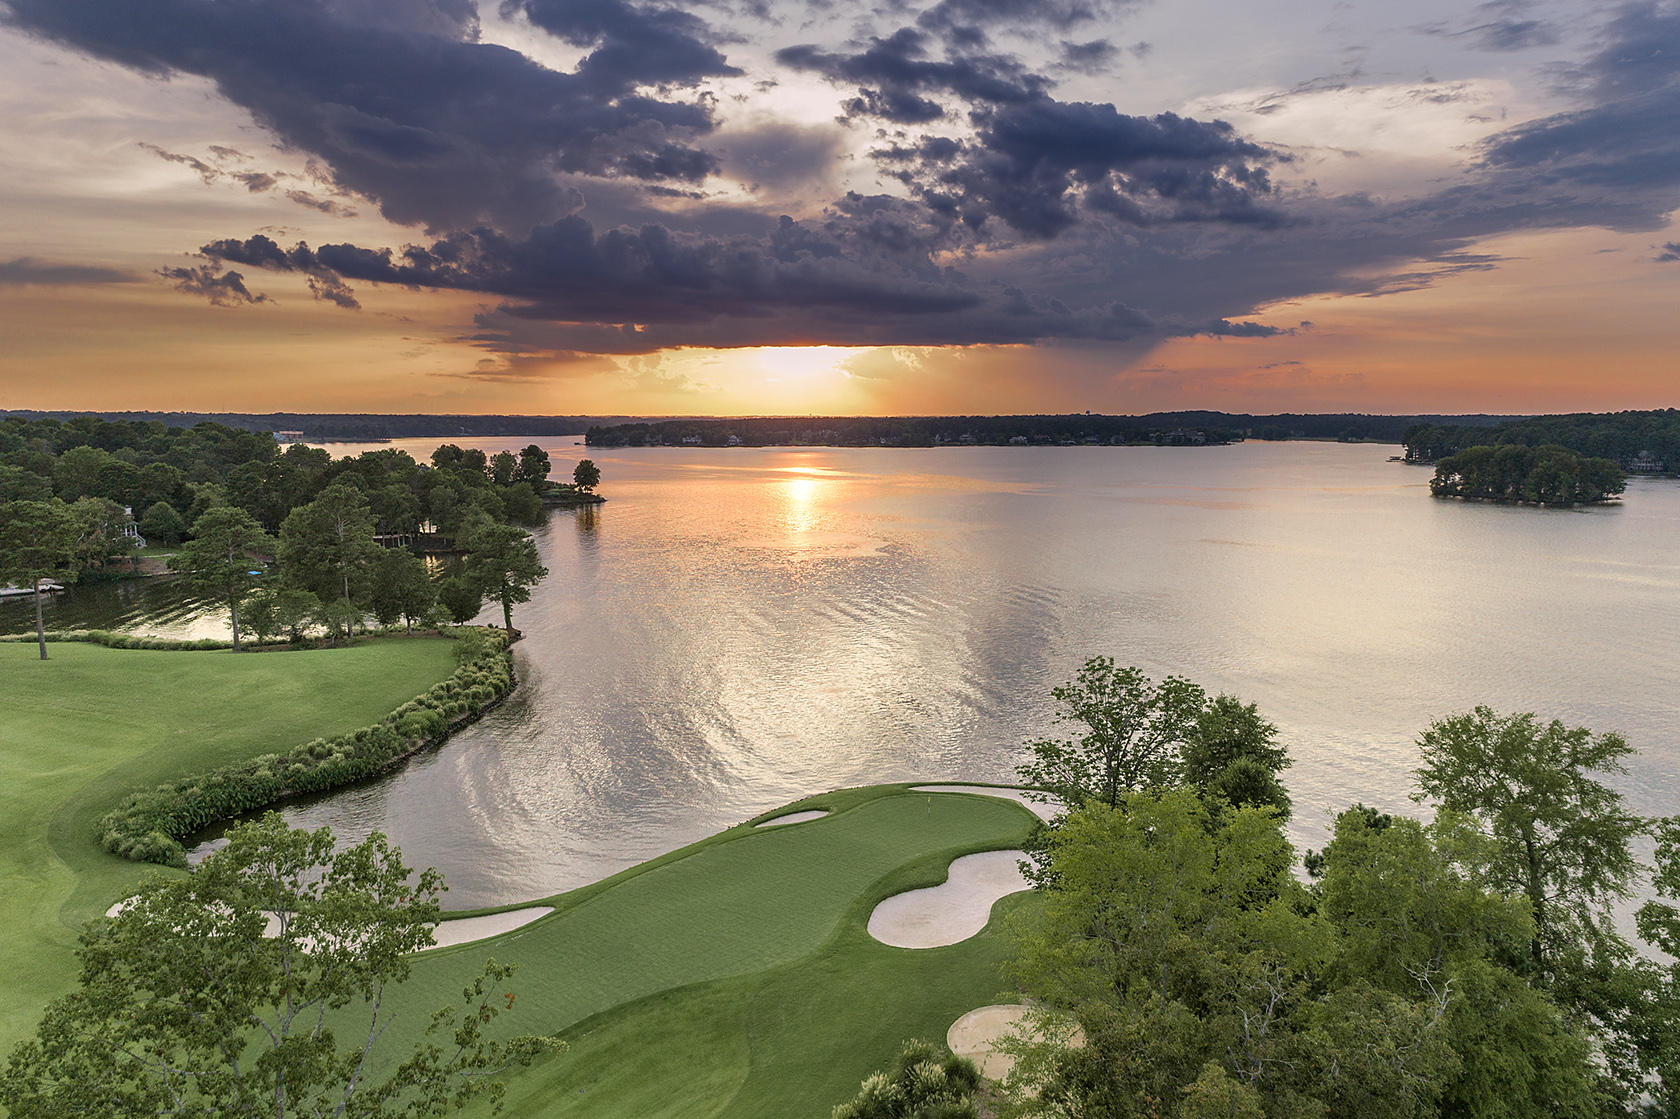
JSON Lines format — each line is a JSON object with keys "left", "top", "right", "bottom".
{"left": 96, "top": 629, "right": 514, "bottom": 867}
{"left": 0, "top": 630, "right": 231, "bottom": 650}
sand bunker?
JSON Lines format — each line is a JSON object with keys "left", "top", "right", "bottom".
{"left": 947, "top": 1004, "right": 1085, "bottom": 1082}
{"left": 754, "top": 809, "right": 830, "bottom": 827}
{"left": 866, "top": 849, "right": 1028, "bottom": 948}
{"left": 909, "top": 785, "right": 1060, "bottom": 822}
{"left": 426, "top": 906, "right": 552, "bottom": 949}
{"left": 104, "top": 896, "right": 551, "bottom": 951}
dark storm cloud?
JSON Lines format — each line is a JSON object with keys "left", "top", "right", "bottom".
{"left": 776, "top": 28, "right": 1048, "bottom": 123}
{"left": 4, "top": 0, "right": 730, "bottom": 232}
{"left": 0, "top": 258, "right": 136, "bottom": 285}
{"left": 715, "top": 123, "right": 848, "bottom": 193}
{"left": 880, "top": 100, "right": 1283, "bottom": 238}
{"left": 508, "top": 0, "right": 741, "bottom": 93}
{"left": 198, "top": 214, "right": 1282, "bottom": 351}
{"left": 1657, "top": 242, "right": 1680, "bottom": 261}
{"left": 1472, "top": 1, "right": 1680, "bottom": 229}
{"left": 158, "top": 265, "right": 268, "bottom": 306}
{"left": 1056, "top": 39, "right": 1119, "bottom": 73}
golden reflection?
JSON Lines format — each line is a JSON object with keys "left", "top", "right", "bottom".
{"left": 782, "top": 477, "right": 820, "bottom": 534}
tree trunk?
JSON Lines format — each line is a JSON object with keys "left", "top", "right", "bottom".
{"left": 33, "top": 577, "right": 47, "bottom": 661}
{"left": 230, "top": 591, "right": 242, "bottom": 652}
{"left": 501, "top": 591, "right": 513, "bottom": 633}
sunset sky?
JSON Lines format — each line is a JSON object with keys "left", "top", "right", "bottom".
{"left": 0, "top": 0, "right": 1675, "bottom": 416}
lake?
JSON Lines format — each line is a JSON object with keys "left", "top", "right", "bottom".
{"left": 15, "top": 439, "right": 1679, "bottom": 908}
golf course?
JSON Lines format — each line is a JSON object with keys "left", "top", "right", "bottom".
{"left": 0, "top": 637, "right": 457, "bottom": 1049}
{"left": 0, "top": 638, "right": 1044, "bottom": 1116}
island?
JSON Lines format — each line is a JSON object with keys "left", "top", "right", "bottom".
{"left": 1428, "top": 443, "right": 1625, "bottom": 505}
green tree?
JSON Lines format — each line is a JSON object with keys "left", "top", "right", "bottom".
{"left": 1002, "top": 793, "right": 1600, "bottom": 1119}
{"left": 517, "top": 444, "right": 551, "bottom": 486}
{"left": 0, "top": 464, "right": 50, "bottom": 504}
{"left": 463, "top": 522, "right": 548, "bottom": 633}
{"left": 137, "top": 500, "right": 185, "bottom": 547}
{"left": 501, "top": 481, "right": 543, "bottom": 525}
{"left": 67, "top": 497, "right": 137, "bottom": 574}
{"left": 1182, "top": 695, "right": 1293, "bottom": 820}
{"left": 274, "top": 586, "right": 321, "bottom": 642}
{"left": 489, "top": 450, "right": 519, "bottom": 487}
{"left": 241, "top": 585, "right": 281, "bottom": 646}
{"left": 832, "top": 1039, "right": 981, "bottom": 1119}
{"left": 369, "top": 548, "right": 437, "bottom": 632}
{"left": 573, "top": 458, "right": 601, "bottom": 491}
{"left": 315, "top": 596, "right": 363, "bottom": 644}
{"left": 1015, "top": 658, "right": 1207, "bottom": 810}
{"left": 0, "top": 815, "right": 553, "bottom": 1117}
{"left": 0, "top": 498, "right": 81, "bottom": 659}
{"left": 169, "top": 505, "right": 272, "bottom": 650}
{"left": 278, "top": 481, "right": 378, "bottom": 604}
{"left": 1414, "top": 707, "right": 1645, "bottom": 973}
{"left": 438, "top": 574, "right": 483, "bottom": 624}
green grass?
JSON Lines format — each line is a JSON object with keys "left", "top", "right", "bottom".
{"left": 378, "top": 785, "right": 1042, "bottom": 1118}
{"left": 2, "top": 638, "right": 1043, "bottom": 1113}
{"left": 0, "top": 637, "right": 457, "bottom": 1048}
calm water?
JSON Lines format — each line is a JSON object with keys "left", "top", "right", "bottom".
{"left": 22, "top": 440, "right": 1680, "bottom": 907}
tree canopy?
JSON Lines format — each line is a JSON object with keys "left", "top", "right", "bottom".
{"left": 0, "top": 814, "right": 554, "bottom": 1117}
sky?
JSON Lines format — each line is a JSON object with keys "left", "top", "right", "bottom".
{"left": 0, "top": 0, "right": 1675, "bottom": 417}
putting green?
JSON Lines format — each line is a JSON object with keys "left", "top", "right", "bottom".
{"left": 0, "top": 637, "right": 458, "bottom": 1049}
{"left": 389, "top": 785, "right": 1042, "bottom": 1117}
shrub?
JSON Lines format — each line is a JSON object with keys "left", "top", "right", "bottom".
{"left": 96, "top": 628, "right": 513, "bottom": 865}
{"left": 832, "top": 1040, "right": 982, "bottom": 1119}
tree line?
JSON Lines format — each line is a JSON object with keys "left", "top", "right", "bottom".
{"left": 0, "top": 416, "right": 594, "bottom": 656}
{"left": 850, "top": 658, "right": 1679, "bottom": 1118}
{"left": 1404, "top": 408, "right": 1680, "bottom": 471}
{"left": 583, "top": 411, "right": 1508, "bottom": 449}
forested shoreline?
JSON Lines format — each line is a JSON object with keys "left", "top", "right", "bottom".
{"left": 1404, "top": 409, "right": 1680, "bottom": 473}
{"left": 0, "top": 416, "right": 593, "bottom": 653}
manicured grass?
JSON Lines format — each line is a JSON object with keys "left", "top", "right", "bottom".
{"left": 373, "top": 785, "right": 1042, "bottom": 1117}
{"left": 0, "top": 637, "right": 457, "bottom": 1049}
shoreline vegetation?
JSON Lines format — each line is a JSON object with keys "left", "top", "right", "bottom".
{"left": 1428, "top": 443, "right": 1626, "bottom": 506}
{"left": 96, "top": 626, "right": 516, "bottom": 867}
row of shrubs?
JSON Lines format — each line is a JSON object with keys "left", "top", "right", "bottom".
{"left": 1, "top": 630, "right": 231, "bottom": 650}
{"left": 96, "top": 628, "right": 516, "bottom": 867}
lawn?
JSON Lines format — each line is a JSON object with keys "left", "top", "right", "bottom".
{"left": 379, "top": 784, "right": 1043, "bottom": 1117}
{"left": 0, "top": 636, "right": 458, "bottom": 1049}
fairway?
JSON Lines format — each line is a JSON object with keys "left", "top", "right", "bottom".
{"left": 387, "top": 785, "right": 1042, "bottom": 1118}
{"left": 0, "top": 637, "right": 457, "bottom": 1048}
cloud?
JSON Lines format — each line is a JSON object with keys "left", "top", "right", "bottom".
{"left": 0, "top": 257, "right": 136, "bottom": 285}
{"left": 157, "top": 265, "right": 269, "bottom": 305}
{"left": 1657, "top": 241, "right": 1680, "bottom": 261}
{"left": 878, "top": 99, "right": 1284, "bottom": 238}
{"left": 1470, "top": 2, "right": 1680, "bottom": 230}
{"left": 776, "top": 28, "right": 1048, "bottom": 123}
{"left": 5, "top": 0, "right": 732, "bottom": 232}
{"left": 1416, "top": 0, "right": 1562, "bottom": 52}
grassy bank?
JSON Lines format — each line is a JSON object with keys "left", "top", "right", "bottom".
{"left": 0, "top": 637, "right": 457, "bottom": 1049}
{"left": 370, "top": 785, "right": 1041, "bottom": 1117}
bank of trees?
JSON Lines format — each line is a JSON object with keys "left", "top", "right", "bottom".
{"left": 1429, "top": 443, "right": 1625, "bottom": 505}
{"left": 1001, "top": 661, "right": 1679, "bottom": 1116}
{"left": 0, "top": 417, "right": 577, "bottom": 645}
{"left": 1404, "top": 408, "right": 1680, "bottom": 470}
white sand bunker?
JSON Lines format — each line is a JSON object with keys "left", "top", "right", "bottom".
{"left": 909, "top": 785, "right": 1060, "bottom": 822}
{"left": 755, "top": 809, "right": 830, "bottom": 827}
{"left": 104, "top": 896, "right": 551, "bottom": 951}
{"left": 947, "top": 1004, "right": 1085, "bottom": 1082}
{"left": 426, "top": 906, "right": 552, "bottom": 950}
{"left": 867, "top": 850, "right": 1028, "bottom": 948}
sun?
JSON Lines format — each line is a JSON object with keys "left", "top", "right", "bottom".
{"left": 750, "top": 345, "right": 867, "bottom": 383}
